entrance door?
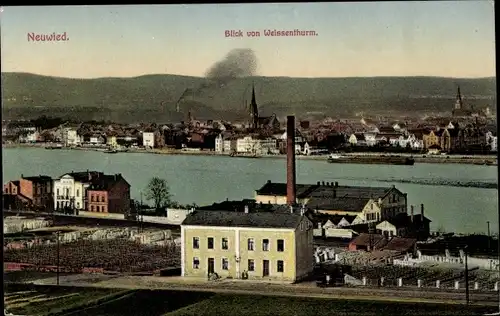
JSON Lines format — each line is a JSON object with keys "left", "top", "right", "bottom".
{"left": 263, "top": 260, "right": 269, "bottom": 277}
{"left": 208, "top": 258, "right": 215, "bottom": 274}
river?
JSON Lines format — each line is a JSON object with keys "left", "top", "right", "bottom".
{"left": 2, "top": 147, "right": 498, "bottom": 234}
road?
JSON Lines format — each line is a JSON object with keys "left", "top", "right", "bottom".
{"left": 26, "top": 273, "right": 500, "bottom": 307}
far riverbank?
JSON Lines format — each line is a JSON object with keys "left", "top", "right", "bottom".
{"left": 3, "top": 142, "right": 497, "bottom": 165}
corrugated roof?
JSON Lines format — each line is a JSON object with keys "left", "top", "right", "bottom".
{"left": 182, "top": 210, "right": 303, "bottom": 229}
{"left": 256, "top": 182, "right": 399, "bottom": 209}
{"left": 308, "top": 197, "right": 369, "bottom": 212}
{"left": 309, "top": 185, "right": 395, "bottom": 199}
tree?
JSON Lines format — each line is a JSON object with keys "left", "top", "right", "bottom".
{"left": 144, "top": 177, "right": 172, "bottom": 210}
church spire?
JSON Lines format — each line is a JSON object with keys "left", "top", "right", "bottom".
{"left": 455, "top": 85, "right": 463, "bottom": 109}
{"left": 250, "top": 82, "right": 259, "bottom": 129}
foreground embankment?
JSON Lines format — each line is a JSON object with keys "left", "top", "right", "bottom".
{"left": 3, "top": 143, "right": 497, "bottom": 165}
{"left": 3, "top": 281, "right": 497, "bottom": 316}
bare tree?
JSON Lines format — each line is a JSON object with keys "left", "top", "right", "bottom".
{"left": 144, "top": 177, "right": 172, "bottom": 210}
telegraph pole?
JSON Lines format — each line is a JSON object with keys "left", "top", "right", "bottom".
{"left": 465, "top": 245, "right": 469, "bottom": 305}
{"left": 56, "top": 230, "right": 60, "bottom": 286}
{"left": 488, "top": 221, "right": 491, "bottom": 252}
{"left": 140, "top": 191, "right": 144, "bottom": 233}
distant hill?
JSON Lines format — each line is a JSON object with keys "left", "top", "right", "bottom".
{"left": 1, "top": 72, "right": 496, "bottom": 123}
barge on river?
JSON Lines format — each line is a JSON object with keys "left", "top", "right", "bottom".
{"left": 229, "top": 152, "right": 261, "bottom": 158}
{"left": 327, "top": 154, "right": 415, "bottom": 166}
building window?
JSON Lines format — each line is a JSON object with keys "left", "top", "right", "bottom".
{"left": 208, "top": 237, "right": 214, "bottom": 249}
{"left": 222, "top": 258, "right": 229, "bottom": 270}
{"left": 91, "top": 205, "right": 95, "bottom": 212}
{"left": 102, "top": 206, "right": 107, "bottom": 213}
{"left": 97, "top": 206, "right": 100, "bottom": 212}
{"left": 193, "top": 237, "right": 199, "bottom": 249}
{"left": 277, "top": 239, "right": 284, "bottom": 252}
{"left": 193, "top": 257, "right": 199, "bottom": 269}
{"left": 76, "top": 189, "right": 79, "bottom": 197}
{"left": 248, "top": 259, "right": 255, "bottom": 271}
{"left": 91, "top": 195, "right": 95, "bottom": 202}
{"left": 222, "top": 238, "right": 228, "bottom": 250}
{"left": 262, "top": 239, "right": 269, "bottom": 251}
{"left": 57, "top": 188, "right": 60, "bottom": 196}
{"left": 277, "top": 260, "right": 284, "bottom": 273}
{"left": 101, "top": 196, "right": 105, "bottom": 202}
{"left": 248, "top": 238, "right": 254, "bottom": 251}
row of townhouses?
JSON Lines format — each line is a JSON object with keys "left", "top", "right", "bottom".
{"left": 3, "top": 115, "right": 497, "bottom": 154}
{"left": 3, "top": 171, "right": 131, "bottom": 214}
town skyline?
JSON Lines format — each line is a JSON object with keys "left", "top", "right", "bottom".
{"left": 0, "top": 2, "right": 496, "bottom": 79}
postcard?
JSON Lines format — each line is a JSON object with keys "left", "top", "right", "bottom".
{"left": 2, "top": 2, "right": 498, "bottom": 315}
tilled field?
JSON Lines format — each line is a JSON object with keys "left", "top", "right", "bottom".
{"left": 4, "top": 239, "right": 180, "bottom": 272}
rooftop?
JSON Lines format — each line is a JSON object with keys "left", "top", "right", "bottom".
{"left": 256, "top": 181, "right": 318, "bottom": 199}
{"left": 350, "top": 233, "right": 388, "bottom": 248}
{"left": 260, "top": 181, "right": 400, "bottom": 199}
{"left": 307, "top": 197, "right": 369, "bottom": 212}
{"left": 21, "top": 175, "right": 52, "bottom": 182}
{"left": 59, "top": 171, "right": 103, "bottom": 182}
{"left": 308, "top": 183, "right": 398, "bottom": 200}
{"left": 182, "top": 210, "right": 305, "bottom": 229}
{"left": 383, "top": 237, "right": 417, "bottom": 252}
{"left": 308, "top": 212, "right": 357, "bottom": 225}
{"left": 87, "top": 174, "right": 129, "bottom": 191}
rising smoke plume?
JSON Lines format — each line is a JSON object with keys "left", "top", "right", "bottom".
{"left": 194, "top": 48, "right": 258, "bottom": 94}
{"left": 205, "top": 48, "right": 258, "bottom": 85}
{"left": 176, "top": 48, "right": 258, "bottom": 111}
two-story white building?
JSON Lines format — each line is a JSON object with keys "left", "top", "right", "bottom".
{"left": 486, "top": 131, "right": 498, "bottom": 152}
{"left": 363, "top": 132, "right": 377, "bottom": 146}
{"left": 215, "top": 133, "right": 224, "bottom": 152}
{"left": 61, "top": 128, "right": 80, "bottom": 147}
{"left": 236, "top": 136, "right": 278, "bottom": 155}
{"left": 223, "top": 137, "right": 238, "bottom": 153}
{"left": 236, "top": 136, "right": 258, "bottom": 153}
{"left": 19, "top": 130, "right": 39, "bottom": 143}
{"left": 89, "top": 135, "right": 105, "bottom": 145}
{"left": 406, "top": 134, "right": 424, "bottom": 150}
{"left": 142, "top": 132, "right": 155, "bottom": 148}
{"left": 53, "top": 171, "right": 102, "bottom": 211}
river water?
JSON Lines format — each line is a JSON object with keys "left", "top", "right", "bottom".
{"left": 2, "top": 148, "right": 498, "bottom": 234}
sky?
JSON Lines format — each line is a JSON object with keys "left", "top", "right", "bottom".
{"left": 0, "top": 2, "right": 496, "bottom": 79}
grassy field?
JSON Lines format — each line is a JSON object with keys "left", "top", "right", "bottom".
{"left": 4, "top": 284, "right": 498, "bottom": 316}
{"left": 166, "top": 294, "right": 495, "bottom": 316}
{"left": 4, "top": 284, "right": 127, "bottom": 316}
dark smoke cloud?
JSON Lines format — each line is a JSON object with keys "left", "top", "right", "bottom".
{"left": 205, "top": 48, "right": 258, "bottom": 85}
{"left": 176, "top": 48, "right": 258, "bottom": 107}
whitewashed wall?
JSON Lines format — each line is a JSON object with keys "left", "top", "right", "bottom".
{"left": 79, "top": 211, "right": 125, "bottom": 220}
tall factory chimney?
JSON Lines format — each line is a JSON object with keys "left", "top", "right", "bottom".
{"left": 286, "top": 116, "right": 296, "bottom": 206}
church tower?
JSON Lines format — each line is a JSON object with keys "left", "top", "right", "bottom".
{"left": 455, "top": 86, "right": 463, "bottom": 110}
{"left": 249, "top": 83, "right": 259, "bottom": 129}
